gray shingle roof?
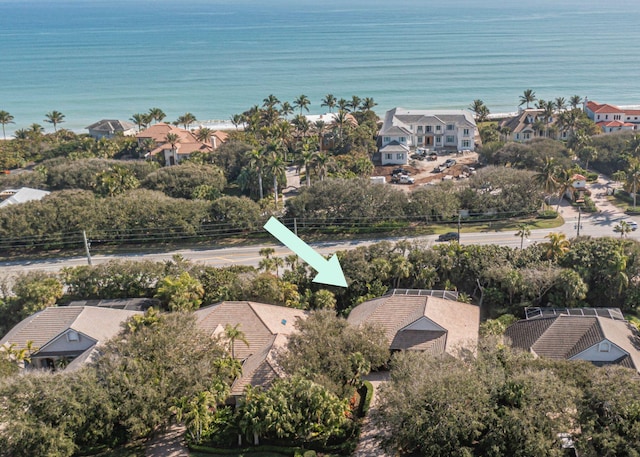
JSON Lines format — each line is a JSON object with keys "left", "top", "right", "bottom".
{"left": 85, "top": 119, "right": 136, "bottom": 132}
{"left": 0, "top": 187, "right": 50, "bottom": 208}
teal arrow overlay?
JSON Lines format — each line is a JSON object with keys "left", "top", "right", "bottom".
{"left": 263, "top": 217, "right": 348, "bottom": 288}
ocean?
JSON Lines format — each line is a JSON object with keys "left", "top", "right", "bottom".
{"left": 1, "top": 0, "right": 639, "bottom": 134}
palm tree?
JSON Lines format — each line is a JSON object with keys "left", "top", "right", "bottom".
{"left": 625, "top": 159, "right": 640, "bottom": 209}
{"left": 165, "top": 132, "right": 180, "bottom": 150}
{"left": 44, "top": 110, "right": 65, "bottom": 132}
{"left": 296, "top": 144, "right": 316, "bottom": 187}
{"left": 519, "top": 89, "right": 537, "bottom": 109}
{"left": 349, "top": 95, "right": 362, "bottom": 113}
{"left": 533, "top": 157, "right": 559, "bottom": 200}
{"left": 231, "top": 113, "right": 244, "bottom": 130}
{"left": 515, "top": 224, "right": 531, "bottom": 249}
{"left": 555, "top": 168, "right": 574, "bottom": 212}
{"left": 0, "top": 110, "right": 14, "bottom": 140}
{"left": 130, "top": 113, "right": 149, "bottom": 131}
{"left": 321, "top": 94, "right": 337, "bottom": 113}
{"left": 279, "top": 101, "right": 293, "bottom": 118}
{"left": 262, "top": 94, "right": 280, "bottom": 109}
{"left": 148, "top": 107, "right": 166, "bottom": 123}
{"left": 293, "top": 94, "right": 310, "bottom": 114}
{"left": 578, "top": 145, "right": 598, "bottom": 170}
{"left": 313, "top": 120, "right": 327, "bottom": 151}
{"left": 614, "top": 221, "right": 632, "bottom": 238}
{"left": 29, "top": 123, "right": 44, "bottom": 136}
{"left": 314, "top": 152, "right": 331, "bottom": 181}
{"left": 332, "top": 109, "right": 351, "bottom": 140}
{"left": 247, "top": 148, "right": 267, "bottom": 200}
{"left": 176, "top": 112, "right": 197, "bottom": 130}
{"left": 265, "top": 152, "right": 287, "bottom": 206}
{"left": 224, "top": 323, "right": 249, "bottom": 359}
{"left": 469, "top": 99, "right": 489, "bottom": 121}
{"left": 337, "top": 98, "right": 350, "bottom": 112}
{"left": 195, "top": 127, "right": 212, "bottom": 144}
{"left": 554, "top": 97, "right": 566, "bottom": 112}
{"left": 626, "top": 133, "right": 640, "bottom": 157}
{"left": 544, "top": 232, "right": 570, "bottom": 260}
{"left": 569, "top": 95, "right": 583, "bottom": 110}
{"left": 361, "top": 97, "right": 377, "bottom": 112}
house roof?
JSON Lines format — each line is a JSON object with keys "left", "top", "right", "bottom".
{"left": 0, "top": 187, "right": 50, "bottom": 208}
{"left": 380, "top": 141, "right": 410, "bottom": 153}
{"left": 499, "top": 109, "right": 548, "bottom": 134}
{"left": 571, "top": 174, "right": 586, "bottom": 181}
{"left": 586, "top": 101, "right": 625, "bottom": 114}
{"left": 347, "top": 289, "right": 479, "bottom": 354}
{"left": 66, "top": 298, "right": 158, "bottom": 311}
{"left": 505, "top": 312, "right": 640, "bottom": 371}
{"left": 194, "top": 301, "right": 307, "bottom": 360}
{"left": 230, "top": 333, "right": 289, "bottom": 395}
{"left": 85, "top": 119, "right": 135, "bottom": 133}
{"left": 625, "top": 109, "right": 640, "bottom": 116}
{"left": 379, "top": 107, "right": 476, "bottom": 138}
{"left": 0, "top": 306, "right": 141, "bottom": 352}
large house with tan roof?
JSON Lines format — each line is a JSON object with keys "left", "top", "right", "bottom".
{"left": 347, "top": 289, "right": 480, "bottom": 355}
{"left": 584, "top": 100, "right": 639, "bottom": 133}
{"left": 86, "top": 119, "right": 136, "bottom": 139}
{"left": 505, "top": 307, "right": 640, "bottom": 372}
{"left": 195, "top": 301, "right": 307, "bottom": 397}
{"left": 136, "top": 123, "right": 227, "bottom": 165}
{"left": 377, "top": 108, "right": 477, "bottom": 165}
{"left": 0, "top": 306, "right": 141, "bottom": 371}
{"left": 499, "top": 108, "right": 569, "bottom": 142}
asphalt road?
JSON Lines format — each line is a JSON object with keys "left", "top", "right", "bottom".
{"left": 0, "top": 176, "right": 636, "bottom": 283}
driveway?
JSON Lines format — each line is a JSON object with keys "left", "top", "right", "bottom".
{"left": 353, "top": 371, "right": 392, "bottom": 457}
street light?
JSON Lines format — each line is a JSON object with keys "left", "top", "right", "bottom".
{"left": 574, "top": 207, "right": 583, "bottom": 237}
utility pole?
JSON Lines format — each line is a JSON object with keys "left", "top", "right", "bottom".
{"left": 457, "top": 212, "right": 461, "bottom": 240}
{"left": 82, "top": 230, "right": 92, "bottom": 265}
{"left": 575, "top": 207, "right": 582, "bottom": 237}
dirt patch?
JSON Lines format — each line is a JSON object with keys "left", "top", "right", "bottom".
{"left": 373, "top": 152, "right": 480, "bottom": 191}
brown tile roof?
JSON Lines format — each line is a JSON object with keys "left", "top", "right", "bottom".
{"left": 230, "top": 333, "right": 289, "bottom": 395}
{"left": 499, "top": 109, "right": 546, "bottom": 134}
{"left": 194, "top": 301, "right": 307, "bottom": 360}
{"left": 0, "top": 306, "right": 140, "bottom": 352}
{"left": 347, "top": 290, "right": 479, "bottom": 355}
{"left": 586, "top": 101, "right": 624, "bottom": 114}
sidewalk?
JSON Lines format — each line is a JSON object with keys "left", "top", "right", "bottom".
{"left": 145, "top": 424, "right": 189, "bottom": 457}
{"left": 353, "top": 371, "right": 393, "bottom": 457}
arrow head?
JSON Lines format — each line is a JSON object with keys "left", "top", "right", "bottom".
{"left": 312, "top": 254, "right": 348, "bottom": 288}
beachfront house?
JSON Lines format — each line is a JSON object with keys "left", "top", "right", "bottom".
{"left": 584, "top": 100, "right": 639, "bottom": 133}
{"left": 499, "top": 108, "right": 569, "bottom": 142}
{"left": 136, "top": 123, "right": 216, "bottom": 165}
{"left": 377, "top": 108, "right": 477, "bottom": 165}
{"left": 86, "top": 119, "right": 137, "bottom": 139}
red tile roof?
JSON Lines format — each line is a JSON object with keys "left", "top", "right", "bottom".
{"left": 586, "top": 101, "right": 625, "bottom": 114}
{"left": 597, "top": 121, "right": 635, "bottom": 128}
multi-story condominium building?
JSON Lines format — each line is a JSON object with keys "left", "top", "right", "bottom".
{"left": 585, "top": 100, "right": 639, "bottom": 133}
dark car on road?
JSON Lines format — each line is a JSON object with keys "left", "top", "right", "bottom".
{"left": 437, "top": 231, "right": 459, "bottom": 242}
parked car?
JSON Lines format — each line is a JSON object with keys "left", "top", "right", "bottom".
{"left": 624, "top": 219, "right": 638, "bottom": 231}
{"left": 444, "top": 159, "right": 457, "bottom": 168}
{"left": 391, "top": 175, "right": 415, "bottom": 184}
{"left": 391, "top": 168, "right": 408, "bottom": 176}
{"left": 437, "top": 231, "right": 459, "bottom": 242}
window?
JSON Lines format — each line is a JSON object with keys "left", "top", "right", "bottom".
{"left": 417, "top": 126, "right": 423, "bottom": 133}
{"left": 524, "top": 133, "right": 530, "bottom": 139}
{"left": 436, "top": 136, "right": 442, "bottom": 143}
{"left": 436, "top": 125, "right": 441, "bottom": 131}
{"left": 446, "top": 135, "right": 455, "bottom": 143}
{"left": 385, "top": 154, "right": 393, "bottom": 160}
{"left": 426, "top": 126, "right": 432, "bottom": 133}
{"left": 599, "top": 341, "right": 611, "bottom": 352}
{"left": 462, "top": 140, "right": 470, "bottom": 148}
{"left": 447, "top": 124, "right": 454, "bottom": 131}
{"left": 417, "top": 136, "right": 423, "bottom": 144}
{"left": 463, "top": 128, "right": 470, "bottom": 136}
{"left": 67, "top": 331, "right": 79, "bottom": 342}
{"left": 597, "top": 115, "right": 601, "bottom": 120}
{"left": 396, "top": 153, "right": 404, "bottom": 160}
{"left": 516, "top": 133, "right": 520, "bottom": 140}
{"left": 605, "top": 115, "right": 609, "bottom": 120}
{"left": 383, "top": 136, "right": 390, "bottom": 143}
{"left": 614, "top": 114, "right": 621, "bottom": 120}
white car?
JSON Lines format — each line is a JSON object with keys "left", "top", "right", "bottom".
{"left": 625, "top": 219, "right": 638, "bottom": 231}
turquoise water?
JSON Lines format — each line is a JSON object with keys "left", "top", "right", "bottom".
{"left": 1, "top": 0, "right": 639, "bottom": 133}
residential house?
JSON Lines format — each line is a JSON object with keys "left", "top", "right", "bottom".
{"left": 377, "top": 108, "right": 477, "bottom": 165}
{"left": 499, "top": 108, "right": 569, "bottom": 142}
{"left": 0, "top": 187, "right": 50, "bottom": 209}
{"left": 347, "top": 289, "right": 480, "bottom": 355}
{"left": 304, "top": 112, "right": 359, "bottom": 150}
{"left": 136, "top": 123, "right": 217, "bottom": 165}
{"left": 0, "top": 306, "right": 141, "bottom": 371}
{"left": 584, "top": 100, "right": 638, "bottom": 133}
{"left": 195, "top": 301, "right": 307, "bottom": 397}
{"left": 505, "top": 307, "right": 640, "bottom": 372}
{"left": 85, "top": 119, "right": 136, "bottom": 139}
{"left": 566, "top": 173, "right": 588, "bottom": 203}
